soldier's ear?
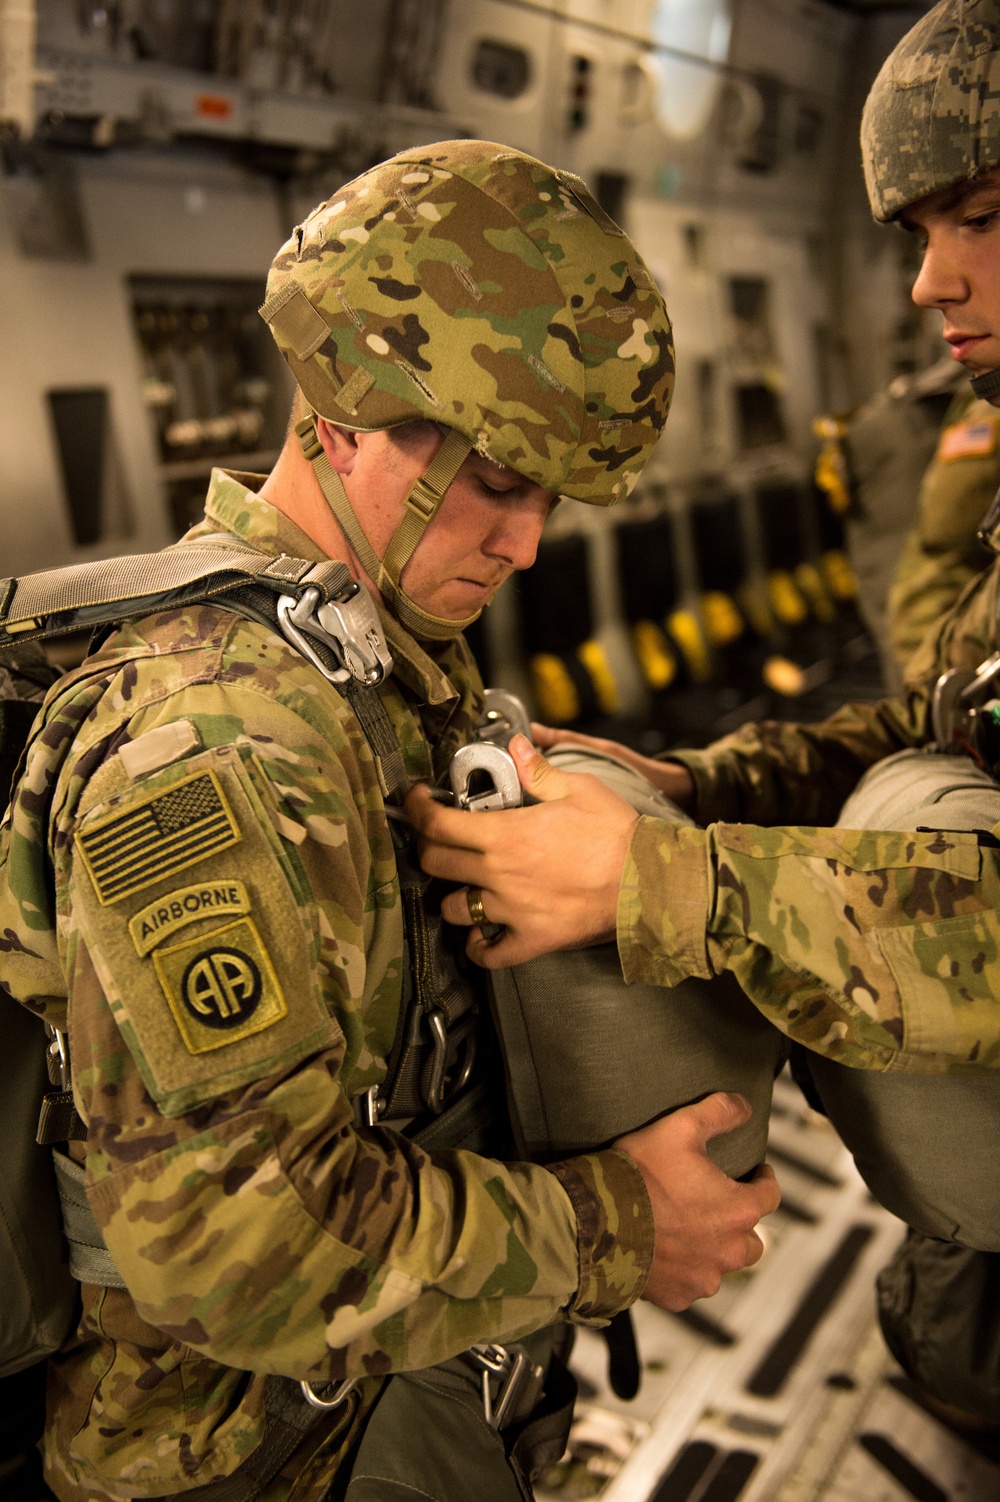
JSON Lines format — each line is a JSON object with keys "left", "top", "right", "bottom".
{"left": 316, "top": 418, "right": 361, "bottom": 476}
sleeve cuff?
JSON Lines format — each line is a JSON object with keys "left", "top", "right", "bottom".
{"left": 547, "top": 1149, "right": 654, "bottom": 1324}
{"left": 617, "top": 817, "right": 713, "bottom": 988}
{"left": 659, "top": 749, "right": 732, "bottom": 824}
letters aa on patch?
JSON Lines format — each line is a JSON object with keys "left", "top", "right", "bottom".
{"left": 153, "top": 916, "right": 287, "bottom": 1055}
{"left": 76, "top": 770, "right": 241, "bottom": 905}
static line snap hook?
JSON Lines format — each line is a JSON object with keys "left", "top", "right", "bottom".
{"left": 448, "top": 743, "right": 522, "bottom": 812}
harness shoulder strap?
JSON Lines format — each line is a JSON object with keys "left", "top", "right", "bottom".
{"left": 0, "top": 540, "right": 409, "bottom": 803}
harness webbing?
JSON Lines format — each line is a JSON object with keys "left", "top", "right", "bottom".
{"left": 295, "top": 416, "right": 478, "bottom": 642}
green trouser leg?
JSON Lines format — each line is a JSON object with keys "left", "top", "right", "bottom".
{"left": 877, "top": 1231, "right": 1000, "bottom": 1425}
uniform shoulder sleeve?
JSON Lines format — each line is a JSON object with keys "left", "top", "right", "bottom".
{"left": 68, "top": 740, "right": 344, "bottom": 1115}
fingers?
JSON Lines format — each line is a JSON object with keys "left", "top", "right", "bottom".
{"left": 530, "top": 722, "right": 565, "bottom": 748}
{"left": 403, "top": 784, "right": 490, "bottom": 852}
{"left": 441, "top": 886, "right": 474, "bottom": 925}
{"left": 681, "top": 1091, "right": 753, "bottom": 1148}
{"left": 466, "top": 927, "right": 523, "bottom": 968}
{"left": 530, "top": 723, "right": 595, "bottom": 751}
{"left": 742, "top": 1229, "right": 766, "bottom": 1269}
{"left": 745, "top": 1162, "right": 782, "bottom": 1219}
{"left": 507, "top": 733, "right": 578, "bottom": 801}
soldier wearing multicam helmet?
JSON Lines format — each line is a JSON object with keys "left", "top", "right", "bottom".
{"left": 411, "top": 4, "right": 1000, "bottom": 1430}
{"left": 0, "top": 140, "right": 781, "bottom": 1501}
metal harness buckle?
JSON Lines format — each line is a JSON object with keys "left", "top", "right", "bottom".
{"left": 468, "top": 1343, "right": 545, "bottom": 1431}
{"left": 277, "top": 582, "right": 393, "bottom": 688}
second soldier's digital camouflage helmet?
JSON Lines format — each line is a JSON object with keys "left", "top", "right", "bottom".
{"left": 261, "top": 140, "right": 674, "bottom": 504}
{"left": 862, "top": 0, "right": 1000, "bottom": 223}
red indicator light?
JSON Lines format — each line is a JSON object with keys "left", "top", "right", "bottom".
{"left": 196, "top": 94, "right": 233, "bottom": 120}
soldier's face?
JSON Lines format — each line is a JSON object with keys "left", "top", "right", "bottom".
{"left": 907, "top": 168, "right": 1000, "bottom": 376}
{"left": 350, "top": 427, "right": 554, "bottom": 619}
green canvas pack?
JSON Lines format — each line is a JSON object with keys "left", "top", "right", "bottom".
{"left": 812, "top": 747, "right": 1000, "bottom": 1250}
{"left": 489, "top": 746, "right": 787, "bottom": 1176}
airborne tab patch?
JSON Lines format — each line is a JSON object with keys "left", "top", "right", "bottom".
{"left": 153, "top": 917, "right": 287, "bottom": 1055}
{"left": 76, "top": 770, "right": 241, "bottom": 906}
{"left": 129, "top": 879, "right": 252, "bottom": 956}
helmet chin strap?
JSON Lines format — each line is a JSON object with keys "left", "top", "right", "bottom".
{"left": 295, "top": 415, "right": 477, "bottom": 641}
{"left": 971, "top": 368, "right": 1000, "bottom": 403}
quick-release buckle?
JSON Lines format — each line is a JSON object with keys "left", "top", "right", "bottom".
{"left": 468, "top": 1342, "right": 545, "bottom": 1431}
{"left": 277, "top": 583, "right": 392, "bottom": 688}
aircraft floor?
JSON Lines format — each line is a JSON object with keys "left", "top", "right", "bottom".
{"left": 537, "top": 1072, "right": 1000, "bottom": 1502}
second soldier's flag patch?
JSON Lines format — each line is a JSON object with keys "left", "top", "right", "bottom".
{"left": 936, "top": 416, "right": 1000, "bottom": 462}
{"left": 76, "top": 770, "right": 241, "bottom": 905}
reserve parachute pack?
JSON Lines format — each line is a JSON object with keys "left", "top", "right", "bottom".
{"left": 483, "top": 742, "right": 785, "bottom": 1176}
{"left": 809, "top": 745, "right": 1000, "bottom": 1250}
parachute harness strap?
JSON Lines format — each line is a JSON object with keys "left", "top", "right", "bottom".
{"left": 297, "top": 414, "right": 477, "bottom": 641}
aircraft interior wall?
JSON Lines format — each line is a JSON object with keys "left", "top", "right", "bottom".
{"left": 0, "top": 0, "right": 937, "bottom": 751}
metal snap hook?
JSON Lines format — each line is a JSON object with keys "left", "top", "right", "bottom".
{"left": 448, "top": 742, "right": 523, "bottom": 812}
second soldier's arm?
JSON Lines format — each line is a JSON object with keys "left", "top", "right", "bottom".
{"left": 414, "top": 562, "right": 1000, "bottom": 1073}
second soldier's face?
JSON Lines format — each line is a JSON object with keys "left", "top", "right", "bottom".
{"left": 907, "top": 167, "right": 1000, "bottom": 376}
{"left": 351, "top": 427, "right": 554, "bottom": 620}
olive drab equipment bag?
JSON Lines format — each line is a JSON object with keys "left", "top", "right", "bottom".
{"left": 803, "top": 747, "right": 1000, "bottom": 1251}
{"left": 485, "top": 745, "right": 787, "bottom": 1176}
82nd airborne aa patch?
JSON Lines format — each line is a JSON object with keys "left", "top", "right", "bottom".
{"left": 153, "top": 916, "right": 288, "bottom": 1055}
{"left": 76, "top": 770, "right": 241, "bottom": 905}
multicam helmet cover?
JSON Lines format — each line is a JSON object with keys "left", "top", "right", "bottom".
{"left": 862, "top": 0, "right": 1000, "bottom": 224}
{"left": 261, "top": 139, "right": 674, "bottom": 506}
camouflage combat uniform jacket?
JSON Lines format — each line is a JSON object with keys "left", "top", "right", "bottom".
{"left": 887, "top": 388, "right": 997, "bottom": 667}
{"left": 0, "top": 472, "right": 652, "bottom": 1502}
{"left": 619, "top": 512, "right": 1000, "bottom": 1078}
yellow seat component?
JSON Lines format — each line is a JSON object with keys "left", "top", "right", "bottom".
{"left": 737, "top": 583, "right": 774, "bottom": 638}
{"left": 530, "top": 654, "right": 580, "bottom": 724}
{"left": 821, "top": 548, "right": 858, "bottom": 601}
{"left": 812, "top": 414, "right": 852, "bottom": 516}
{"left": 793, "top": 562, "right": 836, "bottom": 623}
{"left": 701, "top": 591, "right": 745, "bottom": 648}
{"left": 577, "top": 640, "right": 618, "bottom": 715}
{"left": 766, "top": 570, "right": 809, "bottom": 626}
{"left": 631, "top": 620, "right": 678, "bottom": 691}
{"left": 666, "top": 608, "right": 712, "bottom": 684}
{"left": 762, "top": 654, "right": 809, "bottom": 697}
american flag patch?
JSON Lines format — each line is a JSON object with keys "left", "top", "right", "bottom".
{"left": 936, "top": 417, "right": 999, "bottom": 462}
{"left": 76, "top": 771, "right": 241, "bottom": 906}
